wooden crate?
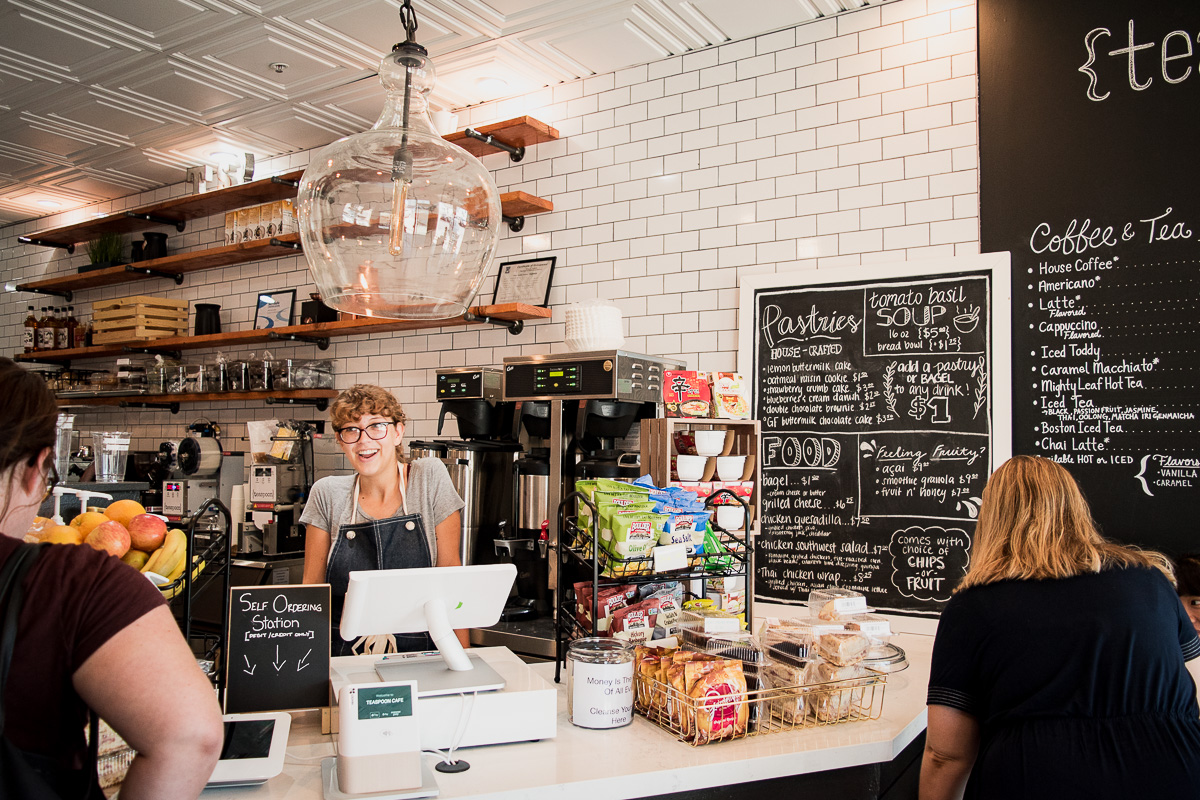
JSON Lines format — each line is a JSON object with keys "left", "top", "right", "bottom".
{"left": 92, "top": 295, "right": 188, "bottom": 343}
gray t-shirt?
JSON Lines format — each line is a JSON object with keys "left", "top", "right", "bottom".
{"left": 300, "top": 457, "right": 465, "bottom": 566}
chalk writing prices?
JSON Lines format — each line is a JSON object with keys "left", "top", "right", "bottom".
{"left": 754, "top": 273, "right": 994, "bottom": 615}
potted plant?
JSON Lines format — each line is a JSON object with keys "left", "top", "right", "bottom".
{"left": 80, "top": 232, "right": 124, "bottom": 272}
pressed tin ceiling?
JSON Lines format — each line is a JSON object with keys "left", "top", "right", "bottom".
{"left": 0, "top": 0, "right": 884, "bottom": 227}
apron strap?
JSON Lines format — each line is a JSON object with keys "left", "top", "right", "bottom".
{"left": 348, "top": 463, "right": 409, "bottom": 525}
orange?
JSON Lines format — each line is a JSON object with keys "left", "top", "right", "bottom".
{"left": 43, "top": 525, "right": 85, "bottom": 545}
{"left": 104, "top": 499, "right": 146, "bottom": 530}
{"left": 69, "top": 511, "right": 110, "bottom": 536}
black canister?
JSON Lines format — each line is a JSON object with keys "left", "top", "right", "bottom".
{"left": 143, "top": 231, "right": 168, "bottom": 260}
{"left": 194, "top": 304, "right": 221, "bottom": 336}
{"left": 130, "top": 241, "right": 145, "bottom": 262}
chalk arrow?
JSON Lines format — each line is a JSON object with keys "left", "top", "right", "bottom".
{"left": 297, "top": 649, "right": 312, "bottom": 672}
{"left": 273, "top": 645, "right": 286, "bottom": 672}
{"left": 243, "top": 654, "right": 256, "bottom": 676}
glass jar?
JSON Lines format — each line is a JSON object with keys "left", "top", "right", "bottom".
{"left": 246, "top": 360, "right": 271, "bottom": 391}
{"left": 227, "top": 361, "right": 248, "bottom": 392}
{"left": 566, "top": 638, "right": 634, "bottom": 729}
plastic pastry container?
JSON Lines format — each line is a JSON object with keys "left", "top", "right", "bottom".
{"left": 246, "top": 360, "right": 271, "bottom": 391}
{"left": 843, "top": 613, "right": 893, "bottom": 645}
{"left": 271, "top": 358, "right": 335, "bottom": 390}
{"left": 808, "top": 588, "right": 872, "bottom": 621}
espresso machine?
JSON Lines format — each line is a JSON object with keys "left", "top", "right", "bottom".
{"left": 502, "top": 350, "right": 685, "bottom": 592}
{"left": 159, "top": 421, "right": 243, "bottom": 527}
{"left": 410, "top": 368, "right": 520, "bottom": 568}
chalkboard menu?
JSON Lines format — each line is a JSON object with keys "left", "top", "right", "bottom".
{"left": 741, "top": 258, "right": 1010, "bottom": 615}
{"left": 980, "top": 1, "right": 1200, "bottom": 554}
{"left": 224, "top": 584, "right": 331, "bottom": 713}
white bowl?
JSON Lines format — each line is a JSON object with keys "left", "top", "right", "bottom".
{"left": 716, "top": 455, "right": 746, "bottom": 481}
{"left": 715, "top": 505, "right": 745, "bottom": 531}
{"left": 676, "top": 454, "right": 708, "bottom": 481}
{"left": 693, "top": 430, "right": 726, "bottom": 457}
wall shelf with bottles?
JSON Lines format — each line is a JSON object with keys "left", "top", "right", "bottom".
{"left": 16, "top": 303, "right": 551, "bottom": 365}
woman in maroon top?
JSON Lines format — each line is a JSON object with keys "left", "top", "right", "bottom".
{"left": 0, "top": 358, "right": 223, "bottom": 798}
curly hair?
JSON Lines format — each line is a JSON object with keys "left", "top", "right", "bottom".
{"left": 329, "top": 385, "right": 408, "bottom": 458}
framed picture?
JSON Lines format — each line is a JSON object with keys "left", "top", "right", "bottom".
{"left": 491, "top": 257, "right": 556, "bottom": 307}
{"left": 255, "top": 289, "right": 295, "bottom": 329}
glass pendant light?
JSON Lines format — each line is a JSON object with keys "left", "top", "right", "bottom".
{"left": 297, "top": 0, "right": 502, "bottom": 319}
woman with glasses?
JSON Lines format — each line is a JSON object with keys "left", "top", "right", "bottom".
{"left": 301, "top": 384, "right": 465, "bottom": 655}
{"left": 0, "top": 358, "right": 223, "bottom": 798}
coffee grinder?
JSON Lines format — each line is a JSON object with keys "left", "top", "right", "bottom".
{"left": 431, "top": 368, "right": 520, "bottom": 568}
{"left": 160, "top": 421, "right": 243, "bottom": 530}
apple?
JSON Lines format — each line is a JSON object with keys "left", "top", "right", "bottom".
{"left": 86, "top": 520, "right": 131, "bottom": 559}
{"left": 127, "top": 513, "right": 167, "bottom": 552}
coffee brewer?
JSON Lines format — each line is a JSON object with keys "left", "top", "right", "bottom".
{"left": 247, "top": 423, "right": 314, "bottom": 556}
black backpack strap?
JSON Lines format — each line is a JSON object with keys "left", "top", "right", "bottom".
{"left": 0, "top": 543, "right": 44, "bottom": 737}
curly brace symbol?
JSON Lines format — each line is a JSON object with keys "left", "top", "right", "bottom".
{"left": 1079, "top": 27, "right": 1111, "bottom": 102}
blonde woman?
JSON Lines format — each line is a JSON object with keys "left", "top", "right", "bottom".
{"left": 921, "top": 456, "right": 1200, "bottom": 800}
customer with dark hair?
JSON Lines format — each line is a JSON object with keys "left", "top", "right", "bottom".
{"left": 1172, "top": 553, "right": 1200, "bottom": 635}
{"left": 0, "top": 357, "right": 223, "bottom": 798}
{"left": 921, "top": 455, "right": 1200, "bottom": 800}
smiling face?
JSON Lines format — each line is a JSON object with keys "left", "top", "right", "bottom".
{"left": 336, "top": 413, "right": 403, "bottom": 478}
{"left": 1181, "top": 596, "right": 1200, "bottom": 636}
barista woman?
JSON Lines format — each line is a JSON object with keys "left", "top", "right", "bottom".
{"left": 301, "top": 384, "right": 466, "bottom": 655}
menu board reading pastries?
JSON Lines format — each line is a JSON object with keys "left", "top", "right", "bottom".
{"left": 740, "top": 257, "right": 1011, "bottom": 615}
{"left": 980, "top": 0, "right": 1200, "bottom": 554}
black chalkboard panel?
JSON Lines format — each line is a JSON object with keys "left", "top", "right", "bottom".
{"left": 980, "top": 0, "right": 1200, "bottom": 555}
{"left": 224, "top": 584, "right": 331, "bottom": 713}
{"left": 745, "top": 260, "right": 1009, "bottom": 615}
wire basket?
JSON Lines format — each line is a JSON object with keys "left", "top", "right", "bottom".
{"left": 633, "top": 668, "right": 886, "bottom": 746}
{"left": 563, "top": 515, "right": 747, "bottom": 579}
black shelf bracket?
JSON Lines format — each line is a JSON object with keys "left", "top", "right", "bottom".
{"left": 271, "top": 176, "right": 301, "bottom": 188}
{"left": 266, "top": 396, "right": 329, "bottom": 412}
{"left": 502, "top": 215, "right": 525, "bottom": 233}
{"left": 269, "top": 237, "right": 302, "bottom": 250}
{"left": 463, "top": 128, "right": 525, "bottom": 162}
{"left": 124, "top": 265, "right": 184, "bottom": 284}
{"left": 463, "top": 310, "right": 524, "bottom": 335}
{"left": 267, "top": 331, "right": 330, "bottom": 350}
{"left": 17, "top": 236, "right": 75, "bottom": 255}
{"left": 119, "top": 400, "right": 181, "bottom": 414}
{"left": 124, "top": 211, "right": 186, "bottom": 232}
{"left": 21, "top": 356, "right": 69, "bottom": 367}
{"left": 12, "top": 284, "right": 73, "bottom": 301}
{"left": 121, "top": 345, "right": 182, "bottom": 359}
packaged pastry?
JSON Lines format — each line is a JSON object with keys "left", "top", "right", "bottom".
{"left": 762, "top": 659, "right": 812, "bottom": 725}
{"left": 708, "top": 372, "right": 751, "bottom": 419}
{"left": 689, "top": 660, "right": 749, "bottom": 744}
{"left": 844, "top": 613, "right": 893, "bottom": 645}
{"left": 803, "top": 660, "right": 872, "bottom": 722}
{"left": 809, "top": 588, "right": 871, "bottom": 621}
{"left": 815, "top": 631, "right": 871, "bottom": 666}
{"left": 663, "top": 370, "right": 712, "bottom": 418}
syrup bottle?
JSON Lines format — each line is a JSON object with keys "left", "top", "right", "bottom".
{"left": 22, "top": 306, "right": 36, "bottom": 353}
{"left": 36, "top": 307, "right": 54, "bottom": 351}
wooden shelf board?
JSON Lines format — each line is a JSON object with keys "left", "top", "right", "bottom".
{"left": 24, "top": 170, "right": 305, "bottom": 247}
{"left": 17, "top": 304, "right": 550, "bottom": 363}
{"left": 444, "top": 116, "right": 560, "bottom": 158}
{"left": 502, "top": 191, "right": 554, "bottom": 217}
{"left": 16, "top": 234, "right": 303, "bottom": 293}
{"left": 56, "top": 389, "right": 336, "bottom": 408}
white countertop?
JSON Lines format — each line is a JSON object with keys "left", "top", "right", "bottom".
{"left": 204, "top": 633, "right": 931, "bottom": 799}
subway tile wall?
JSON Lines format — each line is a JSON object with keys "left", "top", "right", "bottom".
{"left": 0, "top": 0, "right": 979, "bottom": 456}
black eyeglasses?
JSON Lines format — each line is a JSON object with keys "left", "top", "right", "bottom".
{"left": 335, "top": 421, "right": 396, "bottom": 444}
{"left": 42, "top": 462, "right": 59, "bottom": 502}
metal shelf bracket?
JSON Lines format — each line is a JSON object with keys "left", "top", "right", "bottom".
{"left": 267, "top": 331, "right": 331, "bottom": 350}
{"left": 124, "top": 265, "right": 184, "bottom": 285}
{"left": 269, "top": 237, "right": 302, "bottom": 250}
{"left": 119, "top": 400, "right": 181, "bottom": 414}
{"left": 271, "top": 176, "right": 301, "bottom": 188}
{"left": 502, "top": 215, "right": 525, "bottom": 233}
{"left": 12, "top": 284, "right": 72, "bottom": 301}
{"left": 463, "top": 128, "right": 525, "bottom": 162}
{"left": 17, "top": 236, "right": 75, "bottom": 255}
{"left": 121, "top": 345, "right": 182, "bottom": 359}
{"left": 266, "top": 396, "right": 329, "bottom": 412}
{"left": 463, "top": 310, "right": 524, "bottom": 335}
{"left": 124, "top": 211, "right": 186, "bottom": 232}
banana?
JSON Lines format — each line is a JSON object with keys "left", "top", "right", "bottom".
{"left": 141, "top": 544, "right": 165, "bottom": 574}
{"left": 149, "top": 528, "right": 187, "bottom": 582}
{"left": 161, "top": 558, "right": 206, "bottom": 600}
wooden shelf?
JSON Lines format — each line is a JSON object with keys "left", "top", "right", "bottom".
{"left": 445, "top": 116, "right": 560, "bottom": 158}
{"left": 16, "top": 234, "right": 302, "bottom": 295}
{"left": 22, "top": 170, "right": 304, "bottom": 248}
{"left": 55, "top": 388, "right": 336, "bottom": 409}
{"left": 17, "top": 303, "right": 551, "bottom": 363}
{"left": 502, "top": 191, "right": 554, "bottom": 217}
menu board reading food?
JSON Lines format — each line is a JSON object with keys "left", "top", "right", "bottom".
{"left": 745, "top": 260, "right": 1009, "bottom": 615}
{"left": 980, "top": 0, "right": 1200, "bottom": 554}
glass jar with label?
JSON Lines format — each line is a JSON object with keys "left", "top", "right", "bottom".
{"left": 566, "top": 638, "right": 634, "bottom": 729}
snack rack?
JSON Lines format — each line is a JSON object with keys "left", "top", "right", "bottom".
{"left": 553, "top": 488, "right": 754, "bottom": 682}
{"left": 633, "top": 667, "right": 887, "bottom": 746}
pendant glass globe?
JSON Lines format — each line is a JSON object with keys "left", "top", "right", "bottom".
{"left": 297, "top": 45, "right": 502, "bottom": 319}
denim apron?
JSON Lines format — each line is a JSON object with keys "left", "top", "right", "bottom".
{"left": 327, "top": 463, "right": 434, "bottom": 656}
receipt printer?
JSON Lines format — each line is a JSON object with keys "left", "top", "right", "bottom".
{"left": 337, "top": 681, "right": 421, "bottom": 795}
